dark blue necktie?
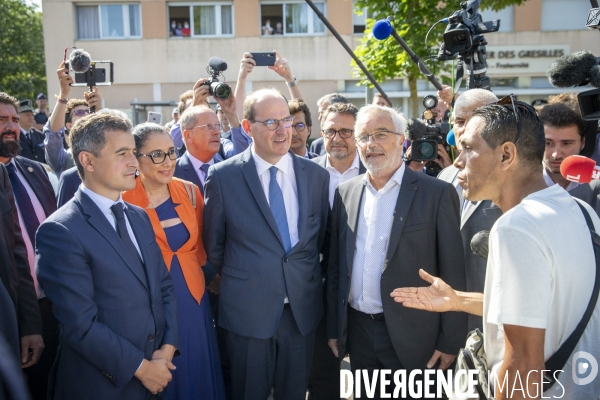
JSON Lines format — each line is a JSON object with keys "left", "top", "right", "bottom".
{"left": 269, "top": 166, "right": 291, "bottom": 253}
{"left": 199, "top": 163, "right": 210, "bottom": 195}
{"left": 6, "top": 163, "right": 40, "bottom": 244}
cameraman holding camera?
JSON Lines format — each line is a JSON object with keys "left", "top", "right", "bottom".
{"left": 43, "top": 61, "right": 102, "bottom": 178}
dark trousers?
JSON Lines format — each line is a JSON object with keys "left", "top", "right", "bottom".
{"left": 226, "top": 305, "right": 316, "bottom": 400}
{"left": 23, "top": 298, "right": 59, "bottom": 400}
{"left": 347, "top": 307, "right": 444, "bottom": 400}
{"left": 209, "top": 291, "right": 231, "bottom": 400}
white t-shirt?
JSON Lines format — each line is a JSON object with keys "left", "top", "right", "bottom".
{"left": 484, "top": 184, "right": 600, "bottom": 398}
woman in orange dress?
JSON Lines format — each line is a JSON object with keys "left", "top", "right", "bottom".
{"left": 123, "top": 123, "right": 225, "bottom": 400}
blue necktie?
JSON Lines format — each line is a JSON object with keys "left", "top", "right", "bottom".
{"left": 199, "top": 164, "right": 210, "bottom": 195}
{"left": 6, "top": 163, "right": 40, "bottom": 245}
{"left": 269, "top": 166, "right": 291, "bottom": 253}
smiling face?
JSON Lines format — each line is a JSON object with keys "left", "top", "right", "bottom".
{"left": 244, "top": 94, "right": 292, "bottom": 164}
{"left": 355, "top": 110, "right": 404, "bottom": 175}
{"left": 543, "top": 124, "right": 584, "bottom": 175}
{"left": 321, "top": 112, "right": 356, "bottom": 160}
{"left": 137, "top": 132, "right": 176, "bottom": 187}
{"left": 0, "top": 103, "right": 21, "bottom": 161}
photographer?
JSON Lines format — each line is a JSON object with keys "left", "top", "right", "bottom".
{"left": 43, "top": 61, "right": 101, "bottom": 178}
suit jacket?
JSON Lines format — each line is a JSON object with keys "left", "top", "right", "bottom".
{"left": 571, "top": 180, "right": 600, "bottom": 217}
{"left": 0, "top": 331, "right": 30, "bottom": 400}
{"left": 203, "top": 148, "right": 330, "bottom": 339}
{"left": 36, "top": 189, "right": 179, "bottom": 400}
{"left": 309, "top": 137, "right": 326, "bottom": 156}
{"left": 13, "top": 156, "right": 57, "bottom": 217}
{"left": 437, "top": 165, "right": 502, "bottom": 331}
{"left": 174, "top": 151, "right": 223, "bottom": 194}
{"left": 57, "top": 166, "right": 81, "bottom": 208}
{"left": 327, "top": 167, "right": 467, "bottom": 371}
{"left": 0, "top": 163, "right": 42, "bottom": 341}
{"left": 311, "top": 153, "right": 367, "bottom": 175}
{"left": 19, "top": 128, "right": 46, "bottom": 163}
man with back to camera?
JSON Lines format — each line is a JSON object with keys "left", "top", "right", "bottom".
{"left": 327, "top": 104, "right": 467, "bottom": 398}
{"left": 436, "top": 88, "right": 501, "bottom": 332}
{"left": 203, "top": 88, "right": 329, "bottom": 400}
{"left": 36, "top": 113, "right": 179, "bottom": 399}
{"left": 392, "top": 99, "right": 600, "bottom": 399}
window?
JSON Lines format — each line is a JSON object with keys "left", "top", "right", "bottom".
{"left": 541, "top": 0, "right": 590, "bottom": 31}
{"left": 353, "top": 2, "right": 366, "bottom": 34}
{"left": 260, "top": 2, "right": 325, "bottom": 36}
{"left": 168, "top": 3, "right": 233, "bottom": 37}
{"left": 481, "top": 6, "right": 514, "bottom": 32}
{"left": 76, "top": 4, "right": 141, "bottom": 39}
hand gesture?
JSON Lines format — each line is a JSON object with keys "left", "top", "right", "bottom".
{"left": 135, "top": 358, "right": 175, "bottom": 395}
{"left": 239, "top": 53, "right": 256, "bottom": 79}
{"left": 84, "top": 87, "right": 102, "bottom": 111}
{"left": 57, "top": 61, "right": 73, "bottom": 98}
{"left": 390, "top": 269, "right": 457, "bottom": 313}
{"left": 268, "top": 50, "right": 294, "bottom": 82}
{"left": 192, "top": 78, "right": 211, "bottom": 107}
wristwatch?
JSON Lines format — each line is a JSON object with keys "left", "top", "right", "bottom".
{"left": 287, "top": 76, "right": 298, "bottom": 88}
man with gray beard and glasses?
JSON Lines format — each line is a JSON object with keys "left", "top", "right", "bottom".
{"left": 327, "top": 105, "right": 467, "bottom": 398}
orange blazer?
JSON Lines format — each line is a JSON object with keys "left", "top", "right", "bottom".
{"left": 123, "top": 177, "right": 207, "bottom": 304}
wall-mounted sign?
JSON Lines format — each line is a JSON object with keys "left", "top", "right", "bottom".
{"left": 485, "top": 45, "right": 571, "bottom": 75}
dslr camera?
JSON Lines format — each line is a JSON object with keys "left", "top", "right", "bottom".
{"left": 203, "top": 57, "right": 231, "bottom": 100}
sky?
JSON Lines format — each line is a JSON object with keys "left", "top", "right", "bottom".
{"left": 26, "top": 0, "right": 42, "bottom": 11}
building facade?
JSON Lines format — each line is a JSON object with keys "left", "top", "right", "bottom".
{"left": 42, "top": 0, "right": 600, "bottom": 131}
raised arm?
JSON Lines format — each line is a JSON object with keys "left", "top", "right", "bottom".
{"left": 269, "top": 50, "right": 304, "bottom": 100}
{"left": 234, "top": 53, "right": 255, "bottom": 119}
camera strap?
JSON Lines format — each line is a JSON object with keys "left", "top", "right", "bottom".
{"left": 543, "top": 199, "right": 600, "bottom": 391}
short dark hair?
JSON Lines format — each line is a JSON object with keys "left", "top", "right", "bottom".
{"left": 288, "top": 99, "right": 312, "bottom": 127}
{"left": 471, "top": 101, "right": 545, "bottom": 169}
{"left": 539, "top": 103, "right": 586, "bottom": 139}
{"left": 70, "top": 113, "right": 132, "bottom": 179}
{"left": 132, "top": 122, "right": 169, "bottom": 150}
{"left": 0, "top": 92, "right": 19, "bottom": 113}
{"left": 322, "top": 102, "right": 358, "bottom": 122}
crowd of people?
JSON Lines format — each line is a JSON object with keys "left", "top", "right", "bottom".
{"left": 1, "top": 48, "right": 600, "bottom": 400}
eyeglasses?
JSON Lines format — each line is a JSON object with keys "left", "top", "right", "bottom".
{"left": 71, "top": 109, "right": 90, "bottom": 118}
{"left": 322, "top": 128, "right": 354, "bottom": 139}
{"left": 497, "top": 94, "right": 521, "bottom": 144}
{"left": 251, "top": 116, "right": 294, "bottom": 131}
{"left": 355, "top": 130, "right": 402, "bottom": 147}
{"left": 292, "top": 122, "right": 307, "bottom": 132}
{"left": 193, "top": 122, "right": 223, "bottom": 132}
{"left": 137, "top": 148, "right": 179, "bottom": 164}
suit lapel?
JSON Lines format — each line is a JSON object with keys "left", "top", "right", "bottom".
{"left": 240, "top": 148, "right": 286, "bottom": 249}
{"left": 76, "top": 190, "right": 149, "bottom": 291}
{"left": 14, "top": 158, "right": 53, "bottom": 217}
{"left": 345, "top": 180, "right": 366, "bottom": 275}
{"left": 383, "top": 168, "right": 418, "bottom": 271}
{"left": 292, "top": 153, "right": 307, "bottom": 252}
{"left": 358, "top": 159, "right": 367, "bottom": 175}
{"left": 179, "top": 153, "right": 202, "bottom": 188}
{"left": 123, "top": 205, "right": 153, "bottom": 293}
{"left": 461, "top": 200, "right": 483, "bottom": 229}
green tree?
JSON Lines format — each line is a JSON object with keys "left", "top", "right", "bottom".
{"left": 0, "top": 0, "right": 46, "bottom": 102}
{"left": 353, "top": 0, "right": 524, "bottom": 115}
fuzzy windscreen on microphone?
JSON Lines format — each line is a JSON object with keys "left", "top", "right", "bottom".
{"left": 69, "top": 49, "right": 92, "bottom": 73}
{"left": 546, "top": 50, "right": 600, "bottom": 88}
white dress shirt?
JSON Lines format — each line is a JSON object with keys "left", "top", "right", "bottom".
{"left": 5, "top": 159, "right": 47, "bottom": 298}
{"left": 349, "top": 162, "right": 405, "bottom": 314}
{"left": 80, "top": 184, "right": 143, "bottom": 259}
{"left": 188, "top": 152, "right": 215, "bottom": 187}
{"left": 325, "top": 152, "right": 361, "bottom": 208}
{"left": 251, "top": 147, "right": 299, "bottom": 249}
{"left": 543, "top": 166, "right": 579, "bottom": 192}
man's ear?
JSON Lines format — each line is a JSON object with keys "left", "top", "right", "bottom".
{"left": 581, "top": 136, "right": 586, "bottom": 152}
{"left": 500, "top": 142, "right": 518, "bottom": 171}
{"left": 182, "top": 129, "right": 190, "bottom": 145}
{"left": 78, "top": 151, "right": 95, "bottom": 174}
{"left": 242, "top": 119, "right": 253, "bottom": 138}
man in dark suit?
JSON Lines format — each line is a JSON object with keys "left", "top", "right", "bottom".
{"left": 327, "top": 105, "right": 467, "bottom": 397}
{"left": 0, "top": 93, "right": 45, "bottom": 368}
{"left": 37, "top": 113, "right": 179, "bottom": 399}
{"left": 18, "top": 100, "right": 46, "bottom": 163}
{"left": 56, "top": 166, "right": 80, "bottom": 208}
{"left": 437, "top": 88, "right": 500, "bottom": 332}
{"left": 203, "top": 88, "right": 329, "bottom": 400}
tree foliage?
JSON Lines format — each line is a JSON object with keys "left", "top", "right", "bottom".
{"left": 0, "top": 0, "right": 46, "bottom": 102}
{"left": 353, "top": 0, "right": 525, "bottom": 115}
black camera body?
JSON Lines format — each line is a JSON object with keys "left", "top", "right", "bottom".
{"left": 203, "top": 57, "right": 232, "bottom": 100}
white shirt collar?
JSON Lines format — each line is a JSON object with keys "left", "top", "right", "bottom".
{"left": 187, "top": 151, "right": 214, "bottom": 171}
{"left": 325, "top": 151, "right": 361, "bottom": 173}
{"left": 362, "top": 161, "right": 405, "bottom": 191}
{"left": 80, "top": 184, "right": 124, "bottom": 212}
{"left": 542, "top": 166, "right": 579, "bottom": 191}
{"left": 251, "top": 146, "right": 294, "bottom": 177}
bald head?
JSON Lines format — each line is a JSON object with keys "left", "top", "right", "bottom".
{"left": 243, "top": 88, "right": 287, "bottom": 122}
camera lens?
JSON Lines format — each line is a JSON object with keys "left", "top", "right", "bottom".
{"left": 211, "top": 82, "right": 231, "bottom": 100}
{"left": 423, "top": 95, "right": 437, "bottom": 109}
{"left": 416, "top": 141, "right": 436, "bottom": 160}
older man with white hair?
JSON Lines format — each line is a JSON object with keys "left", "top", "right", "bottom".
{"left": 327, "top": 104, "right": 467, "bottom": 398}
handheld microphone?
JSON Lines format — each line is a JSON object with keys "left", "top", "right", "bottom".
{"left": 372, "top": 19, "right": 443, "bottom": 91}
{"left": 560, "top": 155, "right": 600, "bottom": 183}
{"left": 68, "top": 49, "right": 92, "bottom": 73}
{"left": 208, "top": 56, "right": 228, "bottom": 73}
{"left": 470, "top": 230, "right": 490, "bottom": 259}
{"left": 446, "top": 129, "right": 456, "bottom": 147}
{"left": 546, "top": 50, "right": 600, "bottom": 88}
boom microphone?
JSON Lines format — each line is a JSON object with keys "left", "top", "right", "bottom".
{"left": 406, "top": 118, "right": 428, "bottom": 141}
{"left": 560, "top": 155, "right": 600, "bottom": 183}
{"left": 208, "top": 57, "right": 228, "bottom": 73}
{"left": 546, "top": 50, "right": 600, "bottom": 88}
{"left": 68, "top": 49, "right": 92, "bottom": 73}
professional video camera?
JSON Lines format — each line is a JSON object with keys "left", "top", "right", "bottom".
{"left": 406, "top": 95, "right": 451, "bottom": 176}
{"left": 203, "top": 57, "right": 231, "bottom": 100}
{"left": 437, "top": 0, "right": 500, "bottom": 90}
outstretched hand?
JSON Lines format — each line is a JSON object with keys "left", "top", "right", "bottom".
{"left": 390, "top": 269, "right": 457, "bottom": 313}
